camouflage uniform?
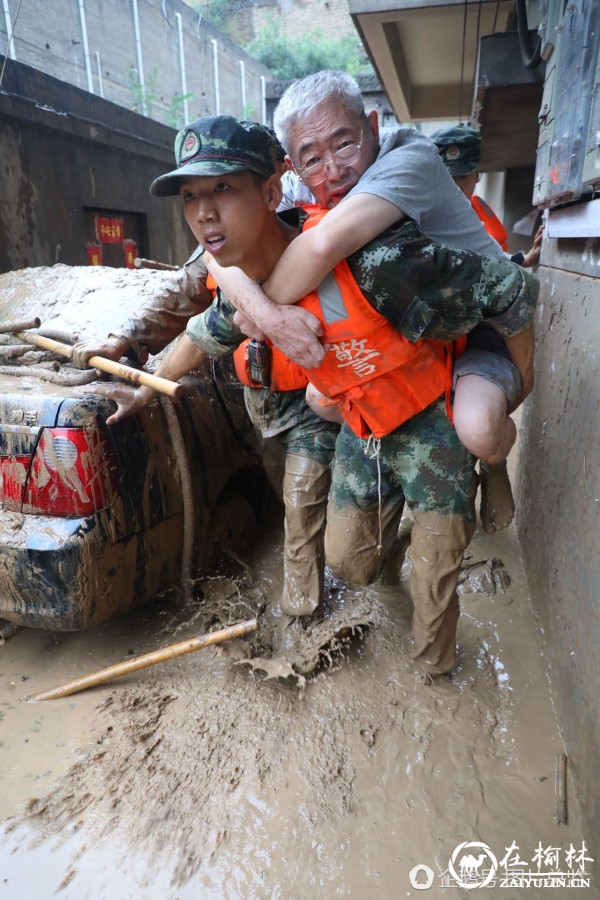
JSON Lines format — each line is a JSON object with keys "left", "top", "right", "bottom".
{"left": 330, "top": 220, "right": 536, "bottom": 675}
{"left": 110, "top": 116, "right": 337, "bottom": 619}
{"left": 344, "top": 219, "right": 537, "bottom": 342}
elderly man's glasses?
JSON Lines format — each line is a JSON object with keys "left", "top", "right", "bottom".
{"left": 295, "top": 131, "right": 364, "bottom": 186}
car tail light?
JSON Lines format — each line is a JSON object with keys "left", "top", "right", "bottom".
{"left": 20, "top": 427, "right": 119, "bottom": 517}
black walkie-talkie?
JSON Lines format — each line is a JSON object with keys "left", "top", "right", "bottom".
{"left": 247, "top": 339, "right": 271, "bottom": 386}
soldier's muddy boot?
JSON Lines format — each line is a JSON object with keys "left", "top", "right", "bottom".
{"left": 281, "top": 454, "right": 330, "bottom": 617}
{"left": 276, "top": 614, "right": 310, "bottom": 657}
{"left": 479, "top": 460, "right": 515, "bottom": 534}
{"left": 407, "top": 510, "right": 475, "bottom": 676}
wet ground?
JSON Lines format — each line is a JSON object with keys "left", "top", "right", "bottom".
{"left": 1, "top": 503, "right": 597, "bottom": 899}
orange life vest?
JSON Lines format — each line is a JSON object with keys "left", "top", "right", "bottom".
{"left": 233, "top": 207, "right": 466, "bottom": 436}
{"left": 471, "top": 195, "right": 508, "bottom": 252}
{"left": 233, "top": 340, "right": 308, "bottom": 392}
{"left": 295, "top": 208, "right": 465, "bottom": 438}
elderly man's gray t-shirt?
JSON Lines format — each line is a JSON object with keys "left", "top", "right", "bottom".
{"left": 346, "top": 126, "right": 503, "bottom": 258}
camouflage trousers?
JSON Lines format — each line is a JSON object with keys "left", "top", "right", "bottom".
{"left": 325, "top": 397, "right": 477, "bottom": 673}
{"left": 327, "top": 397, "right": 477, "bottom": 523}
{"left": 325, "top": 397, "right": 477, "bottom": 575}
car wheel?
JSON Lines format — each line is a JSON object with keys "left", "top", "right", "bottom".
{"left": 205, "top": 492, "right": 257, "bottom": 570}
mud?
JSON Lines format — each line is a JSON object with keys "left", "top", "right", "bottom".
{"left": 1, "top": 513, "right": 597, "bottom": 899}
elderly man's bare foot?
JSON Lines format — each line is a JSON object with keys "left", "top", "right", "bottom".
{"left": 479, "top": 460, "right": 515, "bottom": 534}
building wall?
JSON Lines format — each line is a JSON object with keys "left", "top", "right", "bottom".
{"left": 0, "top": 0, "right": 271, "bottom": 128}
{"left": 0, "top": 61, "right": 194, "bottom": 273}
{"left": 516, "top": 238, "right": 600, "bottom": 861}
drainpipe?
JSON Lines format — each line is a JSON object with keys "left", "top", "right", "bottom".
{"left": 132, "top": 0, "right": 146, "bottom": 115}
{"left": 1, "top": 0, "right": 16, "bottom": 60}
{"left": 175, "top": 12, "right": 189, "bottom": 124}
{"left": 211, "top": 38, "right": 220, "bottom": 115}
{"left": 77, "top": 0, "right": 94, "bottom": 93}
{"left": 239, "top": 59, "right": 246, "bottom": 117}
{"left": 95, "top": 51, "right": 104, "bottom": 98}
{"left": 260, "top": 75, "right": 266, "bottom": 124}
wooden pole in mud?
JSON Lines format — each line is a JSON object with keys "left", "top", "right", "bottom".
{"left": 0, "top": 317, "right": 41, "bottom": 334}
{"left": 134, "top": 257, "right": 180, "bottom": 271}
{"left": 555, "top": 752, "right": 568, "bottom": 825}
{"left": 15, "top": 331, "right": 185, "bottom": 399}
{"left": 27, "top": 619, "right": 258, "bottom": 702}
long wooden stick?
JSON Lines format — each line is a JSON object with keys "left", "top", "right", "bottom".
{"left": 15, "top": 331, "right": 184, "bottom": 399}
{"left": 27, "top": 618, "right": 258, "bottom": 702}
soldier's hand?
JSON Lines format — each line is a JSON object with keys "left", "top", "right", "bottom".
{"left": 80, "top": 382, "right": 157, "bottom": 425}
{"left": 71, "top": 336, "right": 130, "bottom": 369}
{"left": 256, "top": 305, "right": 325, "bottom": 369}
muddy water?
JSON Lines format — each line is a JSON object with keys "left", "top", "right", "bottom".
{"left": 0, "top": 520, "right": 597, "bottom": 900}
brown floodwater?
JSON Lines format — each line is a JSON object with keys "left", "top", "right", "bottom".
{"left": 0, "top": 514, "right": 597, "bottom": 899}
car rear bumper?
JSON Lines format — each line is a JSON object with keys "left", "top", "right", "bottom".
{"left": 0, "top": 511, "right": 182, "bottom": 630}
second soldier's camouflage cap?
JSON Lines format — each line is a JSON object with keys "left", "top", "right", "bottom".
{"left": 150, "top": 116, "right": 279, "bottom": 196}
{"left": 430, "top": 124, "right": 481, "bottom": 177}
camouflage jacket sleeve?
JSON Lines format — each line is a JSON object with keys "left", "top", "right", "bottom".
{"left": 186, "top": 289, "right": 244, "bottom": 358}
{"left": 348, "top": 221, "right": 539, "bottom": 342}
{"left": 110, "top": 248, "right": 212, "bottom": 359}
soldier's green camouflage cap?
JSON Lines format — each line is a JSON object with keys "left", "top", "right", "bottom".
{"left": 430, "top": 124, "right": 481, "bottom": 177}
{"left": 150, "top": 116, "right": 279, "bottom": 196}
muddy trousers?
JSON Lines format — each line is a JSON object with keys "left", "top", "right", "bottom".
{"left": 407, "top": 510, "right": 475, "bottom": 674}
{"left": 244, "top": 387, "right": 339, "bottom": 617}
{"left": 282, "top": 453, "right": 331, "bottom": 616}
{"left": 324, "top": 399, "right": 477, "bottom": 675}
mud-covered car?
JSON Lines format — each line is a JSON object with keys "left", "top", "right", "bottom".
{"left": 0, "top": 265, "right": 269, "bottom": 631}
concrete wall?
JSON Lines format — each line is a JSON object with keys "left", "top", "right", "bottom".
{"left": 0, "top": 60, "right": 194, "bottom": 273}
{"left": 517, "top": 238, "right": 600, "bottom": 861}
{"left": 0, "top": 0, "right": 271, "bottom": 128}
